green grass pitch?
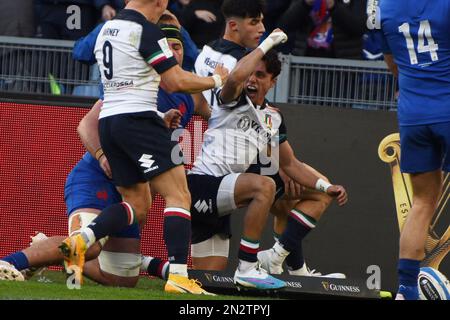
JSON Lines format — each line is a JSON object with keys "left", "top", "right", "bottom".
{"left": 0, "top": 271, "right": 273, "bottom": 300}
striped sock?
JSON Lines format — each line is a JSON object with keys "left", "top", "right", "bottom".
{"left": 141, "top": 256, "right": 170, "bottom": 280}
{"left": 82, "top": 202, "right": 136, "bottom": 247}
{"left": 238, "top": 237, "right": 260, "bottom": 263}
{"left": 280, "top": 209, "right": 316, "bottom": 257}
{"left": 163, "top": 207, "right": 191, "bottom": 265}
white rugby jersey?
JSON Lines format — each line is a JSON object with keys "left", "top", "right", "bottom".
{"left": 95, "top": 9, "right": 178, "bottom": 119}
{"left": 190, "top": 93, "right": 287, "bottom": 177}
{"left": 195, "top": 39, "right": 247, "bottom": 109}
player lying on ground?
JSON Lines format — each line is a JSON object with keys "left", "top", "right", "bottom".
{"left": 0, "top": 25, "right": 209, "bottom": 287}
{"left": 0, "top": 105, "right": 181, "bottom": 285}
{"left": 187, "top": 29, "right": 348, "bottom": 290}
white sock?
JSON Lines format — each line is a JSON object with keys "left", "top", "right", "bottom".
{"left": 140, "top": 256, "right": 152, "bottom": 272}
{"left": 238, "top": 260, "right": 257, "bottom": 273}
{"left": 169, "top": 263, "right": 188, "bottom": 277}
{"left": 272, "top": 241, "right": 289, "bottom": 265}
{"left": 80, "top": 228, "right": 96, "bottom": 248}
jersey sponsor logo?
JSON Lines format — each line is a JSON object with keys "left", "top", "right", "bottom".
{"left": 103, "top": 80, "right": 134, "bottom": 90}
{"left": 139, "top": 154, "right": 159, "bottom": 173}
{"left": 194, "top": 200, "right": 209, "bottom": 213}
{"left": 237, "top": 116, "right": 251, "bottom": 132}
{"left": 237, "top": 116, "right": 272, "bottom": 143}
{"left": 158, "top": 38, "right": 174, "bottom": 59}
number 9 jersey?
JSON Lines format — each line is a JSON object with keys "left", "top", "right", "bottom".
{"left": 94, "top": 9, "right": 178, "bottom": 120}
{"left": 379, "top": 0, "right": 450, "bottom": 126}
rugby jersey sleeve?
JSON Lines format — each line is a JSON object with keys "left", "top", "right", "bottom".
{"left": 278, "top": 111, "right": 288, "bottom": 144}
{"left": 139, "top": 23, "right": 178, "bottom": 74}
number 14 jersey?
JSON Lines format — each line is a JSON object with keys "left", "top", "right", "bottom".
{"left": 379, "top": 0, "right": 450, "bottom": 126}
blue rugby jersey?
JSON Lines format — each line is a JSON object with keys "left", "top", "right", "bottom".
{"left": 379, "top": 0, "right": 450, "bottom": 126}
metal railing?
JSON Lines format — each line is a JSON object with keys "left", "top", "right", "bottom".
{"left": 0, "top": 36, "right": 98, "bottom": 96}
{"left": 269, "top": 55, "right": 398, "bottom": 110}
{"left": 0, "top": 37, "right": 397, "bottom": 110}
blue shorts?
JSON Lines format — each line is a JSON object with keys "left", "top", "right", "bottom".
{"left": 399, "top": 122, "right": 450, "bottom": 173}
{"left": 64, "top": 153, "right": 140, "bottom": 239}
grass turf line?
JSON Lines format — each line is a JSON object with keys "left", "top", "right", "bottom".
{"left": 0, "top": 271, "right": 274, "bottom": 300}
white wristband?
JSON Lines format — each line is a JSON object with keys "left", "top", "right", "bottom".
{"left": 315, "top": 178, "right": 332, "bottom": 193}
{"left": 212, "top": 74, "right": 222, "bottom": 88}
{"left": 258, "top": 37, "right": 274, "bottom": 55}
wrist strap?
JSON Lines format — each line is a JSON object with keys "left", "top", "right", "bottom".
{"left": 258, "top": 37, "right": 274, "bottom": 55}
{"left": 212, "top": 74, "right": 222, "bottom": 88}
{"left": 315, "top": 178, "right": 332, "bottom": 193}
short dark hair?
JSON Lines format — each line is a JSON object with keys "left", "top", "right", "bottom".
{"left": 221, "top": 0, "right": 265, "bottom": 19}
{"left": 262, "top": 49, "right": 281, "bottom": 78}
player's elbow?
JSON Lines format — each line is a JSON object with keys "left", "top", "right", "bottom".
{"left": 77, "top": 118, "right": 87, "bottom": 139}
{"left": 164, "top": 74, "right": 190, "bottom": 93}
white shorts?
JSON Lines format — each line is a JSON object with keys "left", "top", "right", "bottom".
{"left": 191, "top": 234, "right": 230, "bottom": 258}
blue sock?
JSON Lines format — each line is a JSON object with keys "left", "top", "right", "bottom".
{"left": 398, "top": 258, "right": 420, "bottom": 300}
{"left": 1, "top": 252, "right": 29, "bottom": 271}
{"left": 83, "top": 202, "right": 135, "bottom": 245}
{"left": 163, "top": 208, "right": 191, "bottom": 264}
{"left": 286, "top": 243, "right": 305, "bottom": 270}
{"left": 279, "top": 210, "right": 315, "bottom": 268}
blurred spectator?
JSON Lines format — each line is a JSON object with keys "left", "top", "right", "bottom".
{"left": 278, "top": 0, "right": 367, "bottom": 59}
{"left": 362, "top": 30, "right": 383, "bottom": 61}
{"left": 262, "top": 0, "right": 295, "bottom": 53}
{"left": 169, "top": 0, "right": 191, "bottom": 18}
{"left": 35, "top": 0, "right": 107, "bottom": 40}
{"left": 263, "top": 0, "right": 291, "bottom": 32}
{"left": 95, "top": 0, "right": 125, "bottom": 21}
{"left": 180, "top": 0, "right": 225, "bottom": 48}
{"left": 0, "top": 0, "right": 35, "bottom": 37}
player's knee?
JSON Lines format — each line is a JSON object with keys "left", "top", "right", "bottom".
{"left": 254, "top": 176, "right": 276, "bottom": 202}
{"left": 125, "top": 201, "right": 150, "bottom": 225}
{"left": 411, "top": 198, "right": 438, "bottom": 216}
{"left": 317, "top": 192, "right": 333, "bottom": 210}
{"left": 164, "top": 187, "right": 191, "bottom": 210}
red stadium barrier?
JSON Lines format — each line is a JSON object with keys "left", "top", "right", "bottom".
{"left": 0, "top": 102, "right": 207, "bottom": 265}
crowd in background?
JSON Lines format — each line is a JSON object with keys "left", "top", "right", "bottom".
{"left": 0, "top": 0, "right": 384, "bottom": 61}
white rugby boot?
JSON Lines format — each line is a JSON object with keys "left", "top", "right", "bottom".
{"left": 288, "top": 262, "right": 346, "bottom": 279}
{"left": 0, "top": 260, "right": 25, "bottom": 281}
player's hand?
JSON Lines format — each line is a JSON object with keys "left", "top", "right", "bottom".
{"left": 99, "top": 155, "right": 112, "bottom": 179}
{"left": 164, "top": 109, "right": 182, "bottom": 129}
{"left": 279, "top": 169, "right": 303, "bottom": 200}
{"left": 160, "top": 10, "right": 182, "bottom": 29}
{"left": 268, "top": 28, "right": 288, "bottom": 46}
{"left": 326, "top": 185, "right": 348, "bottom": 206}
{"left": 102, "top": 5, "right": 116, "bottom": 21}
{"left": 285, "top": 179, "right": 304, "bottom": 200}
{"left": 213, "top": 64, "right": 229, "bottom": 86}
{"left": 258, "top": 28, "right": 288, "bottom": 54}
{"left": 195, "top": 10, "right": 217, "bottom": 23}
